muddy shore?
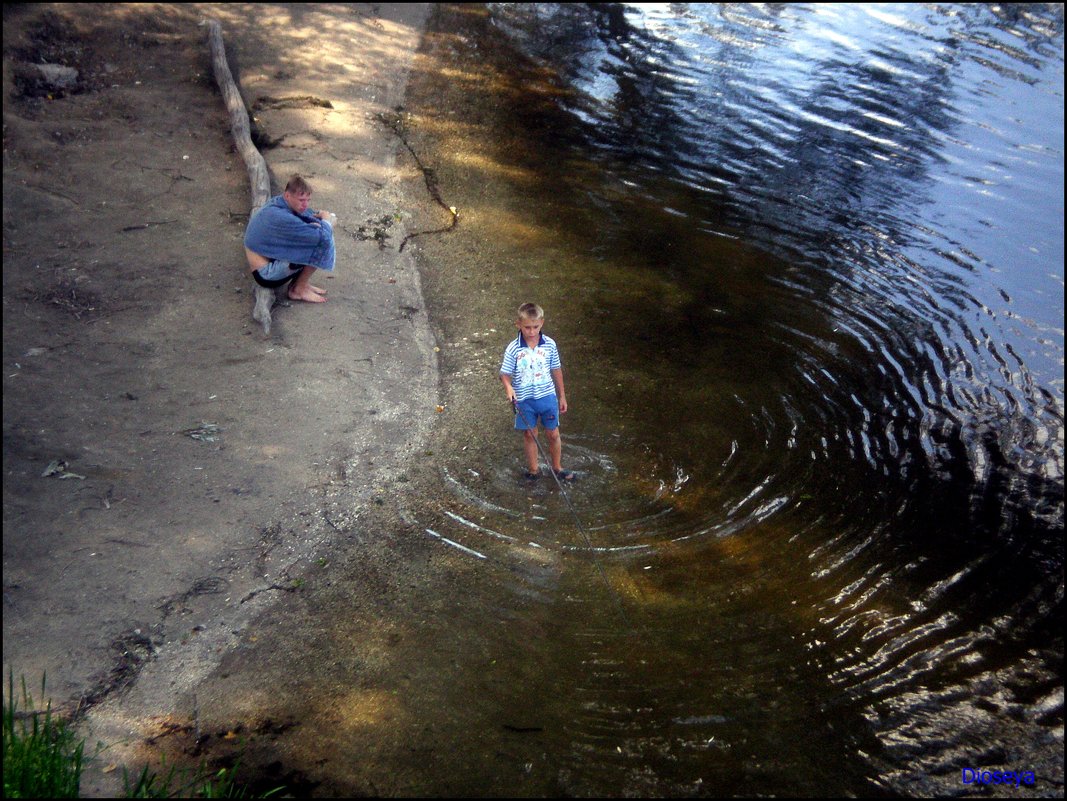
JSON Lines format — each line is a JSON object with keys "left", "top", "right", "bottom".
{"left": 2, "top": 3, "right": 482, "bottom": 794}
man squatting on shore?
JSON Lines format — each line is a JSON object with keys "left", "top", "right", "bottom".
{"left": 243, "top": 174, "right": 337, "bottom": 324}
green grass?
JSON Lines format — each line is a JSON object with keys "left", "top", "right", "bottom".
{"left": 3, "top": 672, "right": 84, "bottom": 798}
{"left": 3, "top": 672, "right": 283, "bottom": 798}
{"left": 122, "top": 759, "right": 282, "bottom": 798}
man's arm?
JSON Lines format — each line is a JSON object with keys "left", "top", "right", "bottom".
{"left": 246, "top": 203, "right": 332, "bottom": 259}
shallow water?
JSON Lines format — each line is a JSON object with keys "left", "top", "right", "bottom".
{"left": 397, "top": 3, "right": 1063, "bottom": 795}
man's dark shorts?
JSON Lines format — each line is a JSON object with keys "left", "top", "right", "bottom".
{"left": 252, "top": 261, "right": 307, "bottom": 288}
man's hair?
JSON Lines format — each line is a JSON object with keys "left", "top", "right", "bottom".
{"left": 517, "top": 302, "right": 544, "bottom": 321}
{"left": 284, "top": 174, "right": 312, "bottom": 195}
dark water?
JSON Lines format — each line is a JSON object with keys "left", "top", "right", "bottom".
{"left": 398, "top": 3, "right": 1063, "bottom": 795}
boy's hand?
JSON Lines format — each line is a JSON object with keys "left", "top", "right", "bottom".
{"left": 559, "top": 396, "right": 568, "bottom": 414}
{"left": 501, "top": 374, "right": 517, "bottom": 404}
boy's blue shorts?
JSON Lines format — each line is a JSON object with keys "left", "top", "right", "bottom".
{"left": 514, "top": 395, "right": 559, "bottom": 431}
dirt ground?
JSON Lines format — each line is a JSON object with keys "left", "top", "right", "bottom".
{"left": 2, "top": 3, "right": 468, "bottom": 794}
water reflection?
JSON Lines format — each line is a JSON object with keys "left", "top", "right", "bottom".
{"left": 399, "top": 3, "right": 1063, "bottom": 795}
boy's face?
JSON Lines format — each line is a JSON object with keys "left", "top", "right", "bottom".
{"left": 517, "top": 316, "right": 544, "bottom": 342}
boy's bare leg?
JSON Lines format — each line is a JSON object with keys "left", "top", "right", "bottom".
{"left": 545, "top": 428, "right": 563, "bottom": 473}
{"left": 523, "top": 429, "right": 540, "bottom": 474}
{"left": 288, "top": 265, "right": 327, "bottom": 302}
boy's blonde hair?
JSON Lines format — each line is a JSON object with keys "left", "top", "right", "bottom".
{"left": 517, "top": 302, "right": 544, "bottom": 322}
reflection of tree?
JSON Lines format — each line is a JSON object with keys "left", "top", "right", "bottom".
{"left": 488, "top": 3, "right": 1060, "bottom": 262}
{"left": 502, "top": 4, "right": 960, "bottom": 253}
{"left": 489, "top": 3, "right": 703, "bottom": 174}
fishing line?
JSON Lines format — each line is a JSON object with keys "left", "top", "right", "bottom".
{"left": 512, "top": 400, "right": 633, "bottom": 630}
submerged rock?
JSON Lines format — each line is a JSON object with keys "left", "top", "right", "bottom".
{"left": 14, "top": 62, "right": 80, "bottom": 97}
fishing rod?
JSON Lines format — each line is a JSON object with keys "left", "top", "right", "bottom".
{"left": 512, "top": 399, "right": 633, "bottom": 630}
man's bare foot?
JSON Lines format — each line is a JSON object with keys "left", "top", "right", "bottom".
{"left": 288, "top": 286, "right": 327, "bottom": 303}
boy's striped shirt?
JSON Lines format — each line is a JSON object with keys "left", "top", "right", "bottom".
{"left": 500, "top": 333, "right": 561, "bottom": 401}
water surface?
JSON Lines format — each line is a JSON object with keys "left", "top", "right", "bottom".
{"left": 395, "top": 3, "right": 1063, "bottom": 795}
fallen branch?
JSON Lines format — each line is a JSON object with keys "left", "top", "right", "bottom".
{"left": 121, "top": 220, "right": 178, "bottom": 232}
{"left": 204, "top": 19, "right": 270, "bottom": 212}
{"left": 204, "top": 18, "right": 275, "bottom": 334}
{"left": 240, "top": 583, "right": 299, "bottom": 604}
{"left": 377, "top": 112, "right": 459, "bottom": 252}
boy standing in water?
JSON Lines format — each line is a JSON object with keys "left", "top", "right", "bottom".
{"left": 500, "top": 303, "right": 576, "bottom": 481}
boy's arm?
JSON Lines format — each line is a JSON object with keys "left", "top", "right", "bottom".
{"left": 501, "top": 373, "right": 517, "bottom": 403}
{"left": 551, "top": 367, "right": 568, "bottom": 414}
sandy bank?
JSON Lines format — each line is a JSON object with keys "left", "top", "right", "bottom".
{"left": 3, "top": 3, "right": 440, "bottom": 794}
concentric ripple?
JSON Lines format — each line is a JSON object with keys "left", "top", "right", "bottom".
{"left": 412, "top": 419, "right": 811, "bottom": 563}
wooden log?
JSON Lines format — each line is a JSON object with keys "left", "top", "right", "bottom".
{"left": 205, "top": 19, "right": 275, "bottom": 334}
{"left": 204, "top": 19, "right": 270, "bottom": 212}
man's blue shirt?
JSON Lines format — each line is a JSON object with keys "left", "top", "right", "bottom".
{"left": 244, "top": 195, "right": 335, "bottom": 270}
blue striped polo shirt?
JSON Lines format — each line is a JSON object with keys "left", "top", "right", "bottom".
{"left": 500, "top": 332, "right": 561, "bottom": 401}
